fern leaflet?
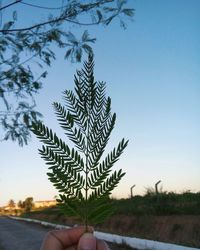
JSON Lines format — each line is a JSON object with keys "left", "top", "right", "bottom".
{"left": 31, "top": 55, "right": 129, "bottom": 229}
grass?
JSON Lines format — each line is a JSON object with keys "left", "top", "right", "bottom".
{"left": 17, "top": 191, "right": 200, "bottom": 219}
{"left": 17, "top": 192, "right": 200, "bottom": 249}
{"left": 6, "top": 191, "right": 199, "bottom": 219}
{"left": 111, "top": 191, "right": 200, "bottom": 216}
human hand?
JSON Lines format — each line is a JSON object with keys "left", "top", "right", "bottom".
{"left": 40, "top": 226, "right": 109, "bottom": 250}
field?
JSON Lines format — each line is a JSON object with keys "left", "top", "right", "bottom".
{"left": 21, "top": 191, "right": 200, "bottom": 248}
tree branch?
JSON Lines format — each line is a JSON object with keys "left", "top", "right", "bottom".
{"left": 0, "top": 15, "right": 102, "bottom": 33}
{"left": 0, "top": 0, "right": 116, "bottom": 33}
{"left": 20, "top": 1, "right": 68, "bottom": 10}
{"left": 0, "top": 52, "right": 40, "bottom": 81}
{"left": 0, "top": 0, "right": 21, "bottom": 11}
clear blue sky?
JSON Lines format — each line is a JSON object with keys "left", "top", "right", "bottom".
{"left": 1, "top": 0, "right": 200, "bottom": 206}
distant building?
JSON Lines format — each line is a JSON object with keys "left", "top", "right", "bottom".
{"left": 3, "top": 205, "right": 13, "bottom": 211}
{"left": 34, "top": 200, "right": 57, "bottom": 208}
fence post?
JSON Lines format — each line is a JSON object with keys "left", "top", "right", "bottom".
{"left": 130, "top": 184, "right": 136, "bottom": 198}
{"left": 155, "top": 180, "right": 161, "bottom": 195}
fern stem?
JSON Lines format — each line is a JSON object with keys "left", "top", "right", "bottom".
{"left": 85, "top": 114, "right": 90, "bottom": 232}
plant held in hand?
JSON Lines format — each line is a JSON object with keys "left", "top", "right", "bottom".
{"left": 31, "top": 55, "right": 128, "bottom": 229}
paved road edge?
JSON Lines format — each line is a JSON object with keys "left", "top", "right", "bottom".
{"left": 9, "top": 216, "right": 199, "bottom": 250}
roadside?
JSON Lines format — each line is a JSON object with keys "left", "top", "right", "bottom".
{"left": 0, "top": 216, "right": 136, "bottom": 250}
{"left": 21, "top": 209, "right": 200, "bottom": 249}
{"left": 0, "top": 216, "right": 48, "bottom": 250}
{"left": 2, "top": 191, "right": 200, "bottom": 248}
{"left": 10, "top": 216, "right": 199, "bottom": 250}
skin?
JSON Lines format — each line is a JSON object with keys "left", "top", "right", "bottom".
{"left": 40, "top": 226, "right": 109, "bottom": 250}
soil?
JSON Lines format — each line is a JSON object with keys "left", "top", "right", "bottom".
{"left": 25, "top": 213, "right": 200, "bottom": 248}
{"left": 98, "top": 214, "right": 200, "bottom": 248}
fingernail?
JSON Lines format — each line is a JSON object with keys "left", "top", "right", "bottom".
{"left": 78, "top": 233, "right": 96, "bottom": 250}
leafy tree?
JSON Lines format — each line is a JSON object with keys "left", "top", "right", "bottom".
{"left": 31, "top": 55, "right": 128, "bottom": 228}
{"left": 17, "top": 200, "right": 24, "bottom": 209}
{"left": 22, "top": 197, "right": 34, "bottom": 212}
{"left": 0, "top": 0, "right": 134, "bottom": 146}
{"left": 8, "top": 199, "right": 15, "bottom": 209}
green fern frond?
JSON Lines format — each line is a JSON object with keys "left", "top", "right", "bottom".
{"left": 57, "top": 194, "right": 84, "bottom": 219}
{"left": 88, "top": 138, "right": 128, "bottom": 189}
{"left": 31, "top": 55, "right": 129, "bottom": 228}
{"left": 63, "top": 90, "right": 87, "bottom": 133}
{"left": 90, "top": 169, "right": 125, "bottom": 199}
{"left": 53, "top": 102, "right": 86, "bottom": 152}
{"left": 88, "top": 113, "right": 116, "bottom": 169}
{"left": 31, "top": 123, "right": 84, "bottom": 171}
{"left": 87, "top": 197, "right": 113, "bottom": 225}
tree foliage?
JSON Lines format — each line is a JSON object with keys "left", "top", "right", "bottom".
{"left": 0, "top": 0, "right": 134, "bottom": 146}
{"left": 17, "top": 200, "right": 23, "bottom": 209}
{"left": 31, "top": 55, "right": 128, "bottom": 227}
{"left": 17, "top": 197, "right": 34, "bottom": 211}
{"left": 8, "top": 199, "right": 15, "bottom": 208}
{"left": 23, "top": 197, "right": 34, "bottom": 212}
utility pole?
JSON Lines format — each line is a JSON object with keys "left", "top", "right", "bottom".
{"left": 130, "top": 184, "right": 136, "bottom": 198}
{"left": 155, "top": 180, "right": 161, "bottom": 195}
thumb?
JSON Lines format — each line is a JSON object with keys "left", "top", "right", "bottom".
{"left": 78, "top": 233, "right": 96, "bottom": 250}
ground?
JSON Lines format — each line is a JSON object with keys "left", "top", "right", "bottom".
{"left": 24, "top": 212, "right": 200, "bottom": 248}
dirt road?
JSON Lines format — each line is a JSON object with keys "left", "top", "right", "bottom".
{"left": 0, "top": 216, "right": 49, "bottom": 250}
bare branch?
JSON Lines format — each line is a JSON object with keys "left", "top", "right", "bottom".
{"left": 0, "top": 0, "right": 119, "bottom": 33}
{"left": 0, "top": 15, "right": 103, "bottom": 33}
{"left": 0, "top": 0, "right": 21, "bottom": 11}
{"left": 20, "top": 1, "right": 68, "bottom": 10}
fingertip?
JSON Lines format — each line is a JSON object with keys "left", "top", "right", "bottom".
{"left": 78, "top": 233, "right": 96, "bottom": 250}
{"left": 97, "top": 239, "right": 110, "bottom": 250}
{"left": 87, "top": 226, "right": 94, "bottom": 234}
{"left": 73, "top": 225, "right": 94, "bottom": 234}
